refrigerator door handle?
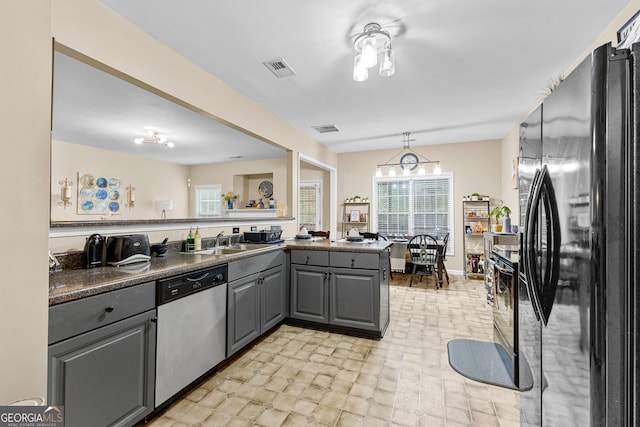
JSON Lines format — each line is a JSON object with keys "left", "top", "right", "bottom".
{"left": 538, "top": 166, "right": 561, "bottom": 325}
{"left": 525, "top": 167, "right": 545, "bottom": 321}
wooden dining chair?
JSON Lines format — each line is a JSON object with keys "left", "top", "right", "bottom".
{"left": 310, "top": 230, "right": 330, "bottom": 239}
{"left": 437, "top": 232, "right": 450, "bottom": 285}
{"left": 407, "top": 234, "right": 439, "bottom": 288}
{"left": 361, "top": 232, "right": 391, "bottom": 278}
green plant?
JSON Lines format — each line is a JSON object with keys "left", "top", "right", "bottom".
{"left": 489, "top": 200, "right": 511, "bottom": 224}
{"left": 471, "top": 192, "right": 480, "bottom": 196}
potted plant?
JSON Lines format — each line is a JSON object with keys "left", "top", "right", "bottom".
{"left": 489, "top": 201, "right": 512, "bottom": 232}
{"left": 223, "top": 191, "right": 239, "bottom": 209}
{"left": 471, "top": 192, "right": 480, "bottom": 201}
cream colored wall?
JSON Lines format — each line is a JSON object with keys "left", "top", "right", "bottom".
{"left": 1, "top": 1, "right": 51, "bottom": 404}
{"left": 499, "top": 0, "right": 640, "bottom": 217}
{"left": 51, "top": 140, "right": 190, "bottom": 221}
{"left": 338, "top": 139, "right": 503, "bottom": 272}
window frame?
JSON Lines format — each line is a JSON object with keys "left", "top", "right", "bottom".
{"left": 372, "top": 172, "right": 454, "bottom": 255}
{"left": 194, "top": 184, "right": 222, "bottom": 217}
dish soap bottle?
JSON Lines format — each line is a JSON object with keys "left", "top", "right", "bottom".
{"left": 194, "top": 227, "right": 202, "bottom": 251}
{"left": 186, "top": 227, "right": 194, "bottom": 251}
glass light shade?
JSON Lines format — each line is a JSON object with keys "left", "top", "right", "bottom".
{"left": 375, "top": 167, "right": 382, "bottom": 177}
{"left": 134, "top": 137, "right": 144, "bottom": 144}
{"left": 379, "top": 43, "right": 395, "bottom": 77}
{"left": 361, "top": 37, "right": 377, "bottom": 68}
{"left": 417, "top": 165, "right": 426, "bottom": 176}
{"left": 353, "top": 54, "right": 368, "bottom": 82}
{"left": 388, "top": 166, "right": 396, "bottom": 177}
{"left": 167, "top": 141, "right": 175, "bottom": 148}
{"left": 434, "top": 163, "right": 442, "bottom": 174}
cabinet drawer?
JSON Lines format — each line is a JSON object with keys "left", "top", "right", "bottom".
{"left": 290, "top": 250, "right": 328, "bottom": 266}
{"left": 49, "top": 282, "right": 156, "bottom": 345}
{"left": 330, "top": 252, "right": 379, "bottom": 269}
{"left": 228, "top": 250, "right": 284, "bottom": 281}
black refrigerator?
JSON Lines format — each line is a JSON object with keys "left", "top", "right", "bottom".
{"left": 518, "top": 42, "right": 639, "bottom": 426}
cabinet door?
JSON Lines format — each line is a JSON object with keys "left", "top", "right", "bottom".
{"left": 260, "top": 264, "right": 286, "bottom": 332}
{"left": 227, "top": 273, "right": 261, "bottom": 357}
{"left": 48, "top": 310, "right": 156, "bottom": 427}
{"left": 290, "top": 264, "right": 329, "bottom": 323}
{"left": 329, "top": 268, "right": 379, "bottom": 331}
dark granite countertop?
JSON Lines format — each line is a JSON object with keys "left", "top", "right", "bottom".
{"left": 48, "top": 239, "right": 392, "bottom": 306}
{"left": 48, "top": 244, "right": 285, "bottom": 306}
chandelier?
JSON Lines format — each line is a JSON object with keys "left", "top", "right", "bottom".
{"left": 353, "top": 23, "right": 395, "bottom": 82}
{"left": 376, "top": 132, "right": 441, "bottom": 177}
{"left": 134, "top": 130, "right": 174, "bottom": 148}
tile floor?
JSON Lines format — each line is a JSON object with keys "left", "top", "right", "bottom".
{"left": 147, "top": 274, "right": 520, "bottom": 426}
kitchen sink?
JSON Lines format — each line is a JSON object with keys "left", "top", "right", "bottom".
{"left": 182, "top": 243, "right": 274, "bottom": 256}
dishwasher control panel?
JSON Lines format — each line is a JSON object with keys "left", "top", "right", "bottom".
{"left": 157, "top": 264, "right": 228, "bottom": 305}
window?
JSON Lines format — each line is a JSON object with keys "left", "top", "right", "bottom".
{"left": 374, "top": 173, "right": 454, "bottom": 254}
{"left": 299, "top": 180, "right": 322, "bottom": 230}
{"left": 195, "top": 184, "right": 222, "bottom": 217}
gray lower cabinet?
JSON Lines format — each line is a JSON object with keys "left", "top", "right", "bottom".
{"left": 227, "top": 251, "right": 286, "bottom": 357}
{"left": 290, "top": 264, "right": 329, "bottom": 323}
{"left": 290, "top": 249, "right": 390, "bottom": 335}
{"left": 48, "top": 282, "right": 156, "bottom": 427}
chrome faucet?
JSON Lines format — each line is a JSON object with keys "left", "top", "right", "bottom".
{"left": 216, "top": 231, "right": 225, "bottom": 247}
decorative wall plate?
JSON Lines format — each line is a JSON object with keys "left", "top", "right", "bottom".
{"left": 258, "top": 180, "right": 273, "bottom": 198}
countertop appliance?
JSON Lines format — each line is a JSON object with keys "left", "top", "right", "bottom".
{"left": 155, "top": 264, "right": 227, "bottom": 406}
{"left": 83, "top": 233, "right": 106, "bottom": 268}
{"left": 243, "top": 229, "right": 283, "bottom": 244}
{"left": 105, "top": 234, "right": 151, "bottom": 266}
{"left": 518, "top": 42, "right": 638, "bottom": 426}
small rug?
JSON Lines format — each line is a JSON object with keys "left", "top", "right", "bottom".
{"left": 447, "top": 339, "right": 533, "bottom": 391}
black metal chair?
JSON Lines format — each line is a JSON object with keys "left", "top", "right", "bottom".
{"left": 407, "top": 234, "right": 439, "bottom": 288}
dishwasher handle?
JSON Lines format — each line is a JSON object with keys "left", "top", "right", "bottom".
{"left": 186, "top": 272, "right": 210, "bottom": 282}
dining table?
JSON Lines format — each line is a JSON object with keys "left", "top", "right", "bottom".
{"left": 390, "top": 235, "right": 447, "bottom": 287}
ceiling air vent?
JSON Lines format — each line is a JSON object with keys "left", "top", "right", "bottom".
{"left": 312, "top": 124, "right": 340, "bottom": 134}
{"left": 263, "top": 58, "right": 296, "bottom": 78}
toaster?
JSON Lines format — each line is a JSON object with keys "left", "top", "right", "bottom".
{"left": 106, "top": 234, "right": 151, "bottom": 266}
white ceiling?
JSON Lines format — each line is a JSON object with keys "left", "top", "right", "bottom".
{"left": 55, "top": 0, "right": 630, "bottom": 163}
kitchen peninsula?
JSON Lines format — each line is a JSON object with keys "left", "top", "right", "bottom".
{"left": 47, "top": 237, "right": 391, "bottom": 426}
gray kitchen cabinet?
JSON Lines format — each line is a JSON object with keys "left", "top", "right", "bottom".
{"left": 290, "top": 263, "right": 329, "bottom": 323}
{"left": 227, "top": 250, "right": 286, "bottom": 357}
{"left": 48, "top": 282, "right": 156, "bottom": 427}
{"left": 289, "top": 249, "right": 390, "bottom": 336}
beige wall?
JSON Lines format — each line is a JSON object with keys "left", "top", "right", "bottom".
{"left": 338, "top": 139, "right": 503, "bottom": 272}
{"left": 51, "top": 140, "right": 190, "bottom": 221}
{"left": 1, "top": 1, "right": 52, "bottom": 404}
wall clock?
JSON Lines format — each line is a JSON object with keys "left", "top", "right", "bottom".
{"left": 400, "top": 153, "right": 419, "bottom": 170}
{"left": 258, "top": 180, "right": 273, "bottom": 198}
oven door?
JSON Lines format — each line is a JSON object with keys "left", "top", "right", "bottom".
{"left": 493, "top": 261, "right": 516, "bottom": 354}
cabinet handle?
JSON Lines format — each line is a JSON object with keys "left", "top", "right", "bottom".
{"left": 150, "top": 317, "right": 158, "bottom": 323}
{"left": 351, "top": 259, "right": 355, "bottom": 268}
{"left": 105, "top": 306, "right": 114, "bottom": 313}
{"left": 306, "top": 256, "right": 310, "bottom": 264}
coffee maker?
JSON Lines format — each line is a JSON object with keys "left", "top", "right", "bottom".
{"left": 84, "top": 233, "right": 106, "bottom": 268}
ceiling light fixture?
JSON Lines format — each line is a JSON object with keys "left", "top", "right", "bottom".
{"left": 134, "top": 130, "right": 174, "bottom": 148}
{"left": 375, "top": 132, "right": 441, "bottom": 177}
{"left": 353, "top": 22, "right": 395, "bottom": 82}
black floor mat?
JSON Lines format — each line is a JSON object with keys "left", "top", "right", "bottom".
{"left": 447, "top": 339, "right": 533, "bottom": 391}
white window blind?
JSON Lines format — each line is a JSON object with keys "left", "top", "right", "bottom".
{"left": 374, "top": 174, "right": 454, "bottom": 254}
{"left": 299, "top": 181, "right": 321, "bottom": 230}
{"left": 195, "top": 184, "right": 222, "bottom": 217}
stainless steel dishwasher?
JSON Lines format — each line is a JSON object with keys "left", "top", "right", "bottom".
{"left": 155, "top": 264, "right": 227, "bottom": 406}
